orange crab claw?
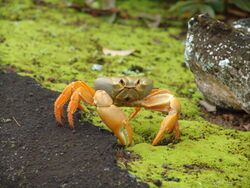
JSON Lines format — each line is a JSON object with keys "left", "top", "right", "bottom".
{"left": 152, "top": 113, "right": 179, "bottom": 146}
{"left": 140, "top": 89, "right": 181, "bottom": 145}
{"left": 94, "top": 90, "right": 132, "bottom": 146}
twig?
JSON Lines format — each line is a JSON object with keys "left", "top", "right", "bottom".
{"left": 12, "top": 116, "right": 21, "bottom": 127}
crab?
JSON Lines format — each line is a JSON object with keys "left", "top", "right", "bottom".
{"left": 54, "top": 77, "right": 181, "bottom": 146}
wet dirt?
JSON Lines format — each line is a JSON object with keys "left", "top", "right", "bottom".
{"left": 0, "top": 72, "right": 148, "bottom": 188}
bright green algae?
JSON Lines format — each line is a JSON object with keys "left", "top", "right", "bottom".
{"left": 0, "top": 1, "right": 249, "bottom": 187}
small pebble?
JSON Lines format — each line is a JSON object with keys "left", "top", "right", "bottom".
{"left": 128, "top": 173, "right": 136, "bottom": 179}
{"left": 104, "top": 167, "right": 110, "bottom": 171}
{"left": 1, "top": 118, "right": 12, "bottom": 123}
{"left": 91, "top": 64, "right": 103, "bottom": 71}
{"left": 152, "top": 179, "right": 162, "bottom": 187}
{"left": 163, "top": 176, "right": 181, "bottom": 182}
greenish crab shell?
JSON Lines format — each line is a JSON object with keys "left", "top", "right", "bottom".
{"left": 94, "top": 77, "right": 153, "bottom": 105}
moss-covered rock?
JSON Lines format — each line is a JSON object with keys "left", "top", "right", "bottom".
{"left": 185, "top": 14, "right": 250, "bottom": 113}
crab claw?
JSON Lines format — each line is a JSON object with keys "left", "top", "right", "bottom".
{"left": 117, "top": 120, "right": 133, "bottom": 146}
{"left": 139, "top": 89, "right": 181, "bottom": 146}
{"left": 96, "top": 106, "right": 133, "bottom": 146}
{"left": 152, "top": 112, "right": 179, "bottom": 146}
{"left": 94, "top": 90, "right": 132, "bottom": 146}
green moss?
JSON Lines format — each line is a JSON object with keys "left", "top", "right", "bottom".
{"left": 0, "top": 1, "right": 249, "bottom": 187}
{"left": 128, "top": 121, "right": 250, "bottom": 187}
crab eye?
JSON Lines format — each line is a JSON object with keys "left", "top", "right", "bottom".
{"left": 136, "top": 79, "right": 140, "bottom": 85}
{"left": 119, "top": 79, "right": 125, "bottom": 86}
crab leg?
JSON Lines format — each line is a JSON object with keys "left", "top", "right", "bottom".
{"left": 129, "top": 107, "right": 141, "bottom": 120}
{"left": 54, "top": 84, "right": 72, "bottom": 125}
{"left": 94, "top": 90, "right": 132, "bottom": 146}
{"left": 152, "top": 111, "right": 179, "bottom": 146}
{"left": 54, "top": 81, "right": 95, "bottom": 127}
{"left": 140, "top": 89, "right": 181, "bottom": 146}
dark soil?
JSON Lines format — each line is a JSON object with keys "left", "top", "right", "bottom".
{"left": 0, "top": 72, "right": 148, "bottom": 188}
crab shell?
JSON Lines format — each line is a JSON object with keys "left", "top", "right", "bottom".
{"left": 94, "top": 77, "right": 153, "bottom": 105}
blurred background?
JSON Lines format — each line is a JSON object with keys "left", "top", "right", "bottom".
{"left": 63, "top": 0, "right": 250, "bottom": 24}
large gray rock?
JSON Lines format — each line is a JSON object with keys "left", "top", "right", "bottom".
{"left": 185, "top": 14, "right": 250, "bottom": 114}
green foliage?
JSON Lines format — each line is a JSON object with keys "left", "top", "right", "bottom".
{"left": 231, "top": 0, "right": 250, "bottom": 12}
{"left": 169, "top": 0, "right": 250, "bottom": 18}
{"left": 168, "top": 0, "right": 223, "bottom": 18}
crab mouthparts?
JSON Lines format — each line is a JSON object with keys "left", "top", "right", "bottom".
{"left": 116, "top": 88, "right": 139, "bottom": 102}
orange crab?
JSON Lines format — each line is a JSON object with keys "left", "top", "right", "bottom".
{"left": 54, "top": 77, "right": 181, "bottom": 146}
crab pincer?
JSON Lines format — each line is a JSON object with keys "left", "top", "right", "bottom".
{"left": 94, "top": 90, "right": 133, "bottom": 145}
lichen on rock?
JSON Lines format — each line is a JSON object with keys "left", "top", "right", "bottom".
{"left": 185, "top": 14, "right": 250, "bottom": 114}
{"left": 232, "top": 18, "right": 250, "bottom": 33}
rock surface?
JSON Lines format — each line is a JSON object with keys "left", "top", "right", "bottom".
{"left": 185, "top": 14, "right": 250, "bottom": 114}
{"left": 232, "top": 18, "right": 250, "bottom": 33}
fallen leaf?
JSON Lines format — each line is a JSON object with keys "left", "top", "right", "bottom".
{"left": 199, "top": 100, "right": 216, "bottom": 112}
{"left": 242, "top": 124, "right": 250, "bottom": 131}
{"left": 139, "top": 13, "right": 162, "bottom": 28}
{"left": 103, "top": 48, "right": 135, "bottom": 56}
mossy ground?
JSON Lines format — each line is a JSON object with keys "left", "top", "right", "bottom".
{"left": 0, "top": 1, "right": 249, "bottom": 187}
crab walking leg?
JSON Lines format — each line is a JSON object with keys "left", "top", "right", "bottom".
{"left": 78, "top": 103, "right": 85, "bottom": 112}
{"left": 94, "top": 90, "right": 132, "bottom": 146}
{"left": 54, "top": 81, "right": 95, "bottom": 126}
{"left": 67, "top": 91, "right": 80, "bottom": 129}
{"left": 67, "top": 87, "right": 95, "bottom": 129}
{"left": 129, "top": 107, "right": 141, "bottom": 120}
{"left": 54, "top": 84, "right": 73, "bottom": 125}
{"left": 140, "top": 89, "right": 181, "bottom": 145}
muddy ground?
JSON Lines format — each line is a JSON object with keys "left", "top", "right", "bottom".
{"left": 0, "top": 72, "right": 148, "bottom": 188}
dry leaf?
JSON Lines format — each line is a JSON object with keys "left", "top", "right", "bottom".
{"left": 242, "top": 124, "right": 250, "bottom": 131}
{"left": 139, "top": 13, "right": 162, "bottom": 28}
{"left": 199, "top": 100, "right": 216, "bottom": 112}
{"left": 103, "top": 48, "right": 135, "bottom": 56}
